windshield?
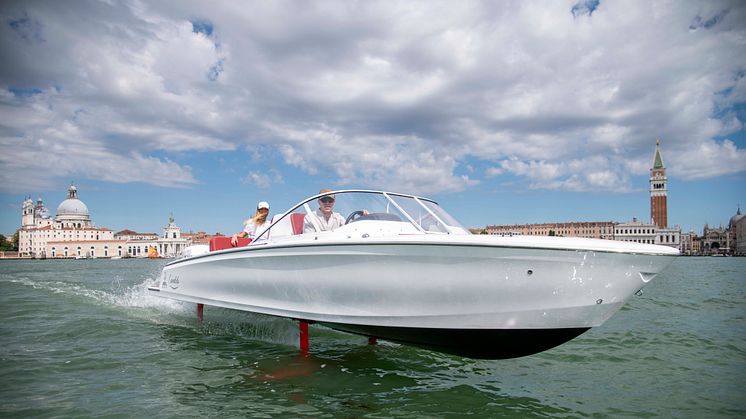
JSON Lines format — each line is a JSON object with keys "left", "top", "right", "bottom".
{"left": 253, "top": 190, "right": 469, "bottom": 241}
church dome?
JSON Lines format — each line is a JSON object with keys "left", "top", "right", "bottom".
{"left": 56, "top": 198, "right": 89, "bottom": 216}
{"left": 55, "top": 184, "right": 91, "bottom": 224}
{"left": 729, "top": 206, "right": 744, "bottom": 229}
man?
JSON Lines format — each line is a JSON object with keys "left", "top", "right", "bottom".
{"left": 303, "top": 189, "right": 346, "bottom": 233}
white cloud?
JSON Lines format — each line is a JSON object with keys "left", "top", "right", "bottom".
{"left": 242, "top": 169, "right": 284, "bottom": 189}
{"left": 495, "top": 155, "right": 633, "bottom": 192}
{"left": 0, "top": 0, "right": 744, "bottom": 195}
{"left": 674, "top": 139, "right": 746, "bottom": 180}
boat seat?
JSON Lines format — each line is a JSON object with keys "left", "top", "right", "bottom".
{"left": 209, "top": 236, "right": 251, "bottom": 251}
{"left": 290, "top": 213, "right": 305, "bottom": 235}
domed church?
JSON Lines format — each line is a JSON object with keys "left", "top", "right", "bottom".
{"left": 18, "top": 184, "right": 117, "bottom": 258}
{"left": 19, "top": 183, "right": 191, "bottom": 259}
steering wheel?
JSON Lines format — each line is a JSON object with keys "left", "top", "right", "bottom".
{"left": 345, "top": 210, "right": 365, "bottom": 224}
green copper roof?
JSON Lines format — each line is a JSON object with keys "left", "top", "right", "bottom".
{"left": 653, "top": 140, "right": 664, "bottom": 169}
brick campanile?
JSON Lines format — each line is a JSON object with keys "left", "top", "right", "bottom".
{"left": 649, "top": 139, "right": 668, "bottom": 228}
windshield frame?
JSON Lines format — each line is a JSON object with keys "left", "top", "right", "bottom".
{"left": 253, "top": 190, "right": 468, "bottom": 242}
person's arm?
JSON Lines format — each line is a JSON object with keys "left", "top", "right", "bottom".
{"left": 231, "top": 226, "right": 250, "bottom": 245}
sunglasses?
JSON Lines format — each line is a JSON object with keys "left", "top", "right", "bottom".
{"left": 320, "top": 197, "right": 335, "bottom": 204}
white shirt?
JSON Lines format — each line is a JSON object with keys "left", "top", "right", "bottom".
{"left": 303, "top": 209, "right": 345, "bottom": 233}
{"left": 243, "top": 219, "right": 269, "bottom": 240}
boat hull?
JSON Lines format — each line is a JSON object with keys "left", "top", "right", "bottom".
{"left": 149, "top": 237, "right": 675, "bottom": 357}
{"left": 320, "top": 322, "right": 590, "bottom": 359}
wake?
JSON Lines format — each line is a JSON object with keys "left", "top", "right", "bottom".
{"left": 3, "top": 275, "right": 299, "bottom": 346}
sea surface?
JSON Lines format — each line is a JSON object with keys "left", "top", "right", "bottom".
{"left": 0, "top": 257, "right": 744, "bottom": 418}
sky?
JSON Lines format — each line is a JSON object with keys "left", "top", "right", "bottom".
{"left": 1, "top": 0, "right": 745, "bottom": 237}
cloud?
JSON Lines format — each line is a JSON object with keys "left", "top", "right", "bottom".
{"left": 0, "top": 0, "right": 744, "bottom": 195}
{"left": 493, "top": 155, "right": 633, "bottom": 192}
{"left": 674, "top": 139, "right": 746, "bottom": 179}
{"left": 242, "top": 169, "right": 284, "bottom": 189}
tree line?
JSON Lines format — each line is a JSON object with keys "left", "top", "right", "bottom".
{"left": 0, "top": 232, "right": 19, "bottom": 251}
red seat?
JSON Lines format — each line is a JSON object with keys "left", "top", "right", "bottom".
{"left": 290, "top": 213, "right": 305, "bottom": 235}
{"left": 209, "top": 236, "right": 251, "bottom": 251}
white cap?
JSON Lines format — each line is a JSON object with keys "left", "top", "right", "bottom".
{"left": 257, "top": 201, "right": 270, "bottom": 210}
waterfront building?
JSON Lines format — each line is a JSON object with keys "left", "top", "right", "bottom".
{"left": 19, "top": 184, "right": 191, "bottom": 259}
{"left": 47, "top": 240, "right": 126, "bottom": 258}
{"left": 18, "top": 184, "right": 117, "bottom": 258}
{"left": 691, "top": 234, "right": 702, "bottom": 255}
{"left": 701, "top": 222, "right": 733, "bottom": 255}
{"left": 114, "top": 230, "right": 159, "bottom": 241}
{"left": 680, "top": 231, "right": 696, "bottom": 256}
{"left": 125, "top": 215, "right": 190, "bottom": 258}
{"left": 182, "top": 231, "right": 224, "bottom": 246}
{"left": 485, "top": 221, "right": 616, "bottom": 239}
{"left": 733, "top": 207, "right": 746, "bottom": 256}
{"left": 654, "top": 226, "right": 681, "bottom": 249}
{"left": 614, "top": 218, "right": 656, "bottom": 244}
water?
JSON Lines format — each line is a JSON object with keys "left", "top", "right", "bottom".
{"left": 0, "top": 257, "right": 744, "bottom": 417}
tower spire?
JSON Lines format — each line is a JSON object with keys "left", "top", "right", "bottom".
{"left": 653, "top": 138, "right": 665, "bottom": 169}
{"left": 649, "top": 139, "right": 668, "bottom": 228}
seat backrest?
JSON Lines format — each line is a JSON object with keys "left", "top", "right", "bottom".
{"left": 209, "top": 236, "right": 251, "bottom": 251}
{"left": 290, "top": 213, "right": 305, "bottom": 235}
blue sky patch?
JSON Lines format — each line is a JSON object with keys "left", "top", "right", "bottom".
{"left": 571, "top": 0, "right": 600, "bottom": 18}
{"left": 191, "top": 20, "right": 213, "bottom": 37}
{"left": 8, "top": 86, "right": 43, "bottom": 97}
{"left": 207, "top": 59, "right": 224, "bottom": 81}
{"left": 689, "top": 9, "right": 729, "bottom": 31}
{"left": 7, "top": 14, "right": 44, "bottom": 42}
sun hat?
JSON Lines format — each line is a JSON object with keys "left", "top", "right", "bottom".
{"left": 319, "top": 188, "right": 335, "bottom": 199}
{"left": 257, "top": 201, "right": 270, "bottom": 210}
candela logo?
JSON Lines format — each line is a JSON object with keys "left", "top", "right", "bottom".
{"left": 168, "top": 274, "right": 180, "bottom": 289}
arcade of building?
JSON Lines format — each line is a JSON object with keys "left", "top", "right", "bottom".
{"left": 18, "top": 185, "right": 189, "bottom": 259}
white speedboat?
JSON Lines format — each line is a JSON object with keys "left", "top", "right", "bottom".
{"left": 148, "top": 190, "right": 678, "bottom": 358}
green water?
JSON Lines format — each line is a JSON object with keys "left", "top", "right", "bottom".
{"left": 1, "top": 257, "right": 744, "bottom": 417}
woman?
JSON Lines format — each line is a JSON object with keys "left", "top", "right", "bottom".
{"left": 231, "top": 201, "right": 270, "bottom": 246}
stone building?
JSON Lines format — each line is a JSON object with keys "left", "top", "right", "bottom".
{"left": 18, "top": 184, "right": 191, "bottom": 258}
{"left": 124, "top": 215, "right": 190, "bottom": 258}
{"left": 614, "top": 218, "right": 656, "bottom": 244}
{"left": 701, "top": 223, "right": 731, "bottom": 255}
{"left": 114, "top": 229, "right": 159, "bottom": 241}
{"left": 18, "top": 184, "right": 118, "bottom": 258}
{"left": 680, "top": 230, "right": 697, "bottom": 256}
{"left": 733, "top": 207, "right": 746, "bottom": 256}
{"left": 485, "top": 221, "right": 616, "bottom": 238}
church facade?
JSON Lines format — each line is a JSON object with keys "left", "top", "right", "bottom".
{"left": 18, "top": 184, "right": 118, "bottom": 258}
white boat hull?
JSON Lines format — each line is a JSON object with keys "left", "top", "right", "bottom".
{"left": 149, "top": 235, "right": 676, "bottom": 358}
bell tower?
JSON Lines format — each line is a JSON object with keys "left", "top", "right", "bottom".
{"left": 22, "top": 196, "right": 34, "bottom": 227}
{"left": 650, "top": 139, "right": 668, "bottom": 228}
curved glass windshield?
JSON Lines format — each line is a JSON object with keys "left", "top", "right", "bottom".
{"left": 253, "top": 191, "right": 469, "bottom": 242}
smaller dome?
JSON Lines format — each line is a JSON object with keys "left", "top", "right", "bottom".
{"left": 729, "top": 207, "right": 744, "bottom": 229}
{"left": 57, "top": 198, "right": 89, "bottom": 216}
